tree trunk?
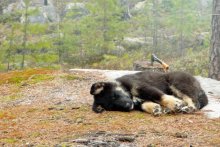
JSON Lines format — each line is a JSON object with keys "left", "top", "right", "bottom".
{"left": 21, "top": 1, "right": 29, "bottom": 69}
{"left": 209, "top": 0, "right": 220, "bottom": 80}
{"left": 152, "top": 0, "right": 158, "bottom": 53}
{"left": 103, "top": 0, "right": 108, "bottom": 49}
{"left": 44, "top": 0, "right": 48, "bottom": 6}
{"left": 7, "top": 25, "right": 14, "bottom": 71}
{"left": 178, "top": 0, "right": 184, "bottom": 56}
{"left": 0, "top": 1, "right": 6, "bottom": 15}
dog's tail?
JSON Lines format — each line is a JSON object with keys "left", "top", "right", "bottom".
{"left": 198, "top": 89, "right": 208, "bottom": 109}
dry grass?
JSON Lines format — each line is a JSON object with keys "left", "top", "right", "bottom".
{"left": 0, "top": 104, "right": 220, "bottom": 146}
{"left": 0, "top": 69, "right": 58, "bottom": 104}
{"left": 0, "top": 69, "right": 219, "bottom": 146}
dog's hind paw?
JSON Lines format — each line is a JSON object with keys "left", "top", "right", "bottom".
{"left": 174, "top": 101, "right": 186, "bottom": 112}
{"left": 163, "top": 107, "right": 172, "bottom": 114}
{"left": 181, "top": 106, "right": 196, "bottom": 114}
{"left": 161, "top": 95, "right": 185, "bottom": 112}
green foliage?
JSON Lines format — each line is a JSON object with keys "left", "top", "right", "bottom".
{"left": 8, "top": 76, "right": 26, "bottom": 84}
{"left": 0, "top": 0, "right": 212, "bottom": 75}
{"left": 0, "top": 12, "right": 21, "bottom": 23}
{"left": 172, "top": 49, "right": 209, "bottom": 76}
{"left": 28, "top": 24, "right": 49, "bottom": 35}
{"left": 91, "top": 51, "right": 144, "bottom": 70}
{"left": 0, "top": 63, "right": 6, "bottom": 71}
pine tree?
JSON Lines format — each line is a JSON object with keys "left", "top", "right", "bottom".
{"left": 21, "top": 0, "right": 30, "bottom": 69}
{"left": 209, "top": 0, "right": 220, "bottom": 80}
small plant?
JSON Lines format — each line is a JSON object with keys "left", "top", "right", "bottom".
{"left": 28, "top": 74, "right": 55, "bottom": 84}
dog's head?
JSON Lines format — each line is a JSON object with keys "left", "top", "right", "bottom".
{"left": 90, "top": 81, "right": 134, "bottom": 113}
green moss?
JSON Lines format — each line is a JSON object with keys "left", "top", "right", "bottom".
{"left": 28, "top": 74, "right": 55, "bottom": 84}
{"left": 0, "top": 138, "right": 17, "bottom": 144}
{"left": 0, "top": 69, "right": 55, "bottom": 85}
{"left": 8, "top": 76, "right": 26, "bottom": 84}
{"left": 133, "top": 113, "right": 146, "bottom": 119}
{"left": 0, "top": 94, "right": 21, "bottom": 102}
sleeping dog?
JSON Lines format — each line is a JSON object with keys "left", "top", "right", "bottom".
{"left": 90, "top": 71, "right": 208, "bottom": 116}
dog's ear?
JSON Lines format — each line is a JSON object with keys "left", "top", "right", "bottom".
{"left": 90, "top": 82, "right": 106, "bottom": 95}
{"left": 92, "top": 102, "right": 105, "bottom": 113}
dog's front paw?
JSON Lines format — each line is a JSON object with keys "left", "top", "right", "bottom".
{"left": 141, "top": 102, "right": 162, "bottom": 116}
{"left": 152, "top": 105, "right": 162, "bottom": 116}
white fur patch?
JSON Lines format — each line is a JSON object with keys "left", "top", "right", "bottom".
{"left": 115, "top": 86, "right": 129, "bottom": 97}
{"left": 133, "top": 97, "right": 144, "bottom": 103}
{"left": 183, "top": 97, "right": 196, "bottom": 109}
{"left": 112, "top": 81, "right": 130, "bottom": 97}
{"left": 130, "top": 103, "right": 134, "bottom": 110}
{"left": 94, "top": 87, "right": 104, "bottom": 95}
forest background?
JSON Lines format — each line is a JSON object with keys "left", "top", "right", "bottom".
{"left": 0, "top": 0, "right": 212, "bottom": 77}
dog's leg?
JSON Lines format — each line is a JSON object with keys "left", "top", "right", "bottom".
{"left": 181, "top": 96, "right": 197, "bottom": 113}
{"left": 160, "top": 94, "right": 185, "bottom": 112}
{"left": 170, "top": 85, "right": 197, "bottom": 113}
{"left": 132, "top": 85, "right": 185, "bottom": 112}
{"left": 141, "top": 101, "right": 162, "bottom": 116}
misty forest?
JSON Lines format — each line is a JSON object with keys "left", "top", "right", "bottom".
{"left": 1, "top": 0, "right": 219, "bottom": 77}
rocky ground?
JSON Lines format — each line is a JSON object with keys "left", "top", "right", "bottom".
{"left": 0, "top": 69, "right": 220, "bottom": 147}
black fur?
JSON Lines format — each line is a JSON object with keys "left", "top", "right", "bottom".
{"left": 90, "top": 82, "right": 133, "bottom": 112}
{"left": 90, "top": 71, "right": 208, "bottom": 114}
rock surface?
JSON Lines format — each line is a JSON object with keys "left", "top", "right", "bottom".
{"left": 70, "top": 69, "right": 220, "bottom": 118}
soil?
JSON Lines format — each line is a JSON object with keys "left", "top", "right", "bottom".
{"left": 0, "top": 70, "right": 220, "bottom": 147}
